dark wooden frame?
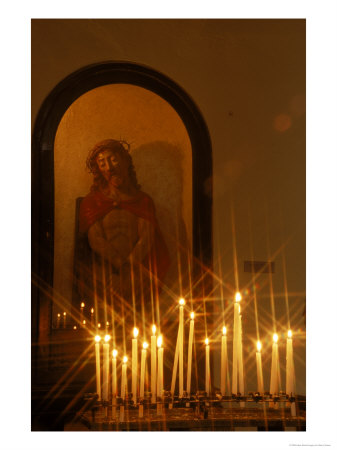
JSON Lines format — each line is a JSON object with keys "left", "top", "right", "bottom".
{"left": 32, "top": 61, "right": 213, "bottom": 349}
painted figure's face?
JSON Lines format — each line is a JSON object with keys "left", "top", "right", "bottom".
{"left": 96, "top": 149, "right": 128, "bottom": 187}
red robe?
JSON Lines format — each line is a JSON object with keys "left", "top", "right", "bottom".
{"left": 79, "top": 189, "right": 170, "bottom": 281}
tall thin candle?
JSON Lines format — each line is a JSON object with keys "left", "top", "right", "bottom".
{"left": 270, "top": 333, "right": 280, "bottom": 408}
{"left": 221, "top": 326, "right": 228, "bottom": 396}
{"left": 232, "top": 292, "right": 241, "bottom": 394}
{"left": 102, "top": 334, "right": 110, "bottom": 401}
{"left": 111, "top": 349, "right": 118, "bottom": 398}
{"left": 256, "top": 341, "right": 264, "bottom": 394}
{"left": 151, "top": 324, "right": 157, "bottom": 403}
{"left": 80, "top": 302, "right": 85, "bottom": 326}
{"left": 94, "top": 335, "right": 101, "bottom": 401}
{"left": 238, "top": 310, "right": 244, "bottom": 398}
{"left": 205, "top": 338, "right": 210, "bottom": 395}
{"left": 286, "top": 330, "right": 295, "bottom": 396}
{"left": 121, "top": 356, "right": 128, "bottom": 400}
{"left": 63, "top": 311, "right": 67, "bottom": 329}
{"left": 140, "top": 342, "right": 148, "bottom": 399}
{"left": 186, "top": 312, "right": 195, "bottom": 396}
{"left": 178, "top": 298, "right": 185, "bottom": 397}
{"left": 132, "top": 327, "right": 139, "bottom": 402}
{"left": 157, "top": 336, "right": 164, "bottom": 415}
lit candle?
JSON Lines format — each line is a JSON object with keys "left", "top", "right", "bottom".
{"left": 221, "top": 326, "right": 228, "bottom": 396}
{"left": 94, "top": 335, "right": 101, "bottom": 401}
{"left": 232, "top": 292, "right": 241, "bottom": 394}
{"left": 57, "top": 313, "right": 61, "bottom": 329}
{"left": 102, "top": 334, "right": 110, "bottom": 402}
{"left": 80, "top": 301, "right": 85, "bottom": 325}
{"left": 151, "top": 324, "right": 157, "bottom": 403}
{"left": 90, "top": 307, "right": 94, "bottom": 326}
{"left": 256, "top": 341, "right": 264, "bottom": 394}
{"left": 205, "top": 338, "right": 210, "bottom": 395}
{"left": 111, "top": 349, "right": 118, "bottom": 398}
{"left": 238, "top": 309, "right": 244, "bottom": 400}
{"left": 270, "top": 333, "right": 280, "bottom": 406}
{"left": 286, "top": 330, "right": 295, "bottom": 397}
{"left": 140, "top": 342, "right": 148, "bottom": 399}
{"left": 121, "top": 356, "right": 128, "bottom": 400}
{"left": 63, "top": 311, "right": 67, "bottom": 329}
{"left": 170, "top": 324, "right": 180, "bottom": 400}
{"left": 132, "top": 327, "right": 139, "bottom": 402}
{"left": 98, "top": 323, "right": 101, "bottom": 329}
{"left": 186, "top": 312, "right": 195, "bottom": 396}
{"left": 73, "top": 325, "right": 77, "bottom": 330}
{"left": 82, "top": 319, "right": 86, "bottom": 327}
{"left": 179, "top": 298, "right": 185, "bottom": 397}
{"left": 157, "top": 335, "right": 164, "bottom": 415}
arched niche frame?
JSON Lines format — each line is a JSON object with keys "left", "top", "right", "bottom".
{"left": 32, "top": 61, "right": 213, "bottom": 340}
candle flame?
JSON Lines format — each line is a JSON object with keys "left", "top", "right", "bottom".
{"left": 288, "top": 329, "right": 292, "bottom": 338}
{"left": 94, "top": 335, "right": 101, "bottom": 343}
{"left": 57, "top": 313, "right": 61, "bottom": 318}
{"left": 104, "top": 334, "right": 111, "bottom": 342}
{"left": 273, "top": 333, "right": 278, "bottom": 343}
{"left": 205, "top": 338, "right": 209, "bottom": 345}
{"left": 179, "top": 298, "right": 185, "bottom": 306}
{"left": 82, "top": 319, "right": 86, "bottom": 325}
{"left": 190, "top": 312, "right": 195, "bottom": 319}
{"left": 90, "top": 307, "right": 94, "bottom": 314}
{"left": 133, "top": 327, "right": 139, "bottom": 338}
{"left": 257, "top": 341, "right": 262, "bottom": 351}
{"left": 143, "top": 341, "right": 149, "bottom": 349}
{"left": 80, "top": 302, "right": 85, "bottom": 308}
{"left": 73, "top": 325, "right": 77, "bottom": 330}
{"left": 222, "top": 326, "right": 227, "bottom": 335}
{"left": 152, "top": 324, "right": 156, "bottom": 335}
{"left": 157, "top": 335, "right": 163, "bottom": 348}
{"left": 112, "top": 349, "right": 118, "bottom": 358}
{"left": 106, "top": 321, "right": 109, "bottom": 327}
{"left": 98, "top": 323, "right": 101, "bottom": 328}
{"left": 235, "top": 292, "right": 242, "bottom": 302}
{"left": 123, "top": 356, "right": 128, "bottom": 364}
{"left": 63, "top": 311, "right": 67, "bottom": 316}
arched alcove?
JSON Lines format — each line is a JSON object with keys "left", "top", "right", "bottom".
{"left": 32, "top": 61, "right": 212, "bottom": 346}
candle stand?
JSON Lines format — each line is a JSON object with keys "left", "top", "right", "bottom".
{"left": 78, "top": 390, "right": 305, "bottom": 431}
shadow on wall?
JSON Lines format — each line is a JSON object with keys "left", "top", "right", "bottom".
{"left": 132, "top": 141, "right": 191, "bottom": 313}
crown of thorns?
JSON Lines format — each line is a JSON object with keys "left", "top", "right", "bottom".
{"left": 86, "top": 139, "right": 131, "bottom": 173}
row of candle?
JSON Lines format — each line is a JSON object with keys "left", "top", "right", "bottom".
{"left": 93, "top": 317, "right": 295, "bottom": 404}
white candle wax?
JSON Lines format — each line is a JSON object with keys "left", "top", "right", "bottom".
{"left": 151, "top": 330, "right": 157, "bottom": 403}
{"left": 56, "top": 313, "right": 60, "bottom": 329}
{"left": 238, "top": 314, "right": 244, "bottom": 396}
{"left": 140, "top": 344, "right": 148, "bottom": 398}
{"left": 286, "top": 333, "right": 295, "bottom": 396}
{"left": 221, "top": 328, "right": 227, "bottom": 396}
{"left": 232, "top": 302, "right": 240, "bottom": 394}
{"left": 80, "top": 302, "right": 84, "bottom": 325}
{"left": 121, "top": 358, "right": 128, "bottom": 400}
{"left": 256, "top": 347, "right": 264, "bottom": 394}
{"left": 102, "top": 339, "right": 110, "bottom": 401}
{"left": 205, "top": 339, "right": 210, "bottom": 395}
{"left": 270, "top": 335, "right": 279, "bottom": 396}
{"left": 157, "top": 341, "right": 164, "bottom": 398}
{"left": 112, "top": 351, "right": 117, "bottom": 398}
{"left": 95, "top": 338, "right": 101, "bottom": 401}
{"left": 179, "top": 299, "right": 185, "bottom": 397}
{"left": 63, "top": 312, "right": 66, "bottom": 329}
{"left": 132, "top": 329, "right": 138, "bottom": 402}
{"left": 186, "top": 315, "right": 194, "bottom": 395}
{"left": 170, "top": 323, "right": 180, "bottom": 397}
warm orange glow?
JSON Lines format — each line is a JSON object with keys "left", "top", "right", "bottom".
{"left": 157, "top": 335, "right": 163, "bottom": 348}
{"left": 152, "top": 324, "right": 157, "bottom": 335}
{"left": 133, "top": 327, "right": 139, "bottom": 338}
{"left": 80, "top": 302, "right": 85, "bottom": 308}
{"left": 63, "top": 311, "right": 66, "bottom": 316}
{"left": 222, "top": 326, "right": 227, "bottom": 335}
{"left": 73, "top": 325, "right": 77, "bottom": 330}
{"left": 82, "top": 320, "right": 86, "bottom": 325}
{"left": 235, "top": 292, "right": 242, "bottom": 302}
{"left": 57, "top": 313, "right": 61, "bottom": 318}
{"left": 179, "top": 298, "right": 185, "bottom": 306}
{"left": 106, "top": 321, "right": 110, "bottom": 327}
{"left": 205, "top": 338, "right": 209, "bottom": 345}
{"left": 273, "top": 333, "right": 278, "bottom": 343}
{"left": 98, "top": 323, "right": 101, "bottom": 328}
{"left": 112, "top": 349, "right": 118, "bottom": 358}
{"left": 238, "top": 305, "right": 241, "bottom": 314}
{"left": 90, "top": 308, "right": 94, "bottom": 314}
{"left": 143, "top": 342, "right": 149, "bottom": 349}
{"left": 123, "top": 356, "right": 128, "bottom": 364}
{"left": 95, "top": 335, "right": 101, "bottom": 343}
{"left": 257, "top": 341, "right": 262, "bottom": 352}
{"left": 190, "top": 312, "right": 195, "bottom": 319}
{"left": 288, "top": 330, "right": 292, "bottom": 338}
{"left": 104, "top": 334, "right": 111, "bottom": 342}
